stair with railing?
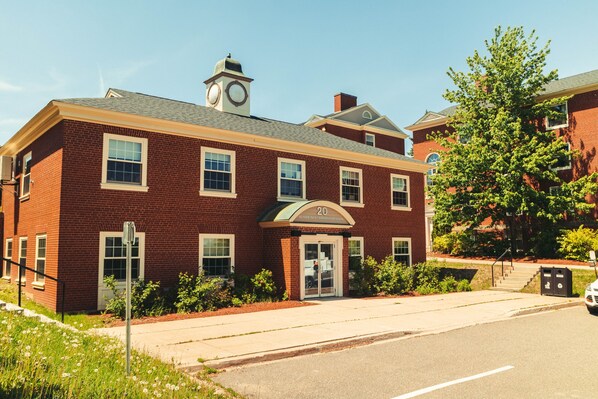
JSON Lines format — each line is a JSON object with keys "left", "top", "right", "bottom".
{"left": 490, "top": 248, "right": 539, "bottom": 291}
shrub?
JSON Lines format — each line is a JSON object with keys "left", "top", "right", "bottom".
{"left": 438, "top": 276, "right": 458, "bottom": 293}
{"left": 174, "top": 272, "right": 232, "bottom": 313}
{"left": 432, "top": 233, "right": 456, "bottom": 254}
{"left": 251, "top": 268, "right": 278, "bottom": 302}
{"left": 457, "top": 279, "right": 472, "bottom": 292}
{"left": 103, "top": 275, "right": 168, "bottom": 319}
{"left": 351, "top": 256, "right": 378, "bottom": 296}
{"left": 557, "top": 225, "right": 598, "bottom": 261}
{"left": 374, "top": 256, "right": 414, "bottom": 295}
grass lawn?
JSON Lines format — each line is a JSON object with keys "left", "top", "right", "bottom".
{"left": 0, "top": 310, "right": 235, "bottom": 398}
{"left": 425, "top": 259, "right": 503, "bottom": 290}
{"left": 0, "top": 280, "right": 105, "bottom": 330}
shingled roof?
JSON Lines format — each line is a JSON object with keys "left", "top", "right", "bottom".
{"left": 57, "top": 89, "right": 423, "bottom": 165}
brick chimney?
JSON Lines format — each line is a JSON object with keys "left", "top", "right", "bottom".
{"left": 334, "top": 93, "right": 357, "bottom": 112}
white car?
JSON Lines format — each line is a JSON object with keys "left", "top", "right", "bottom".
{"left": 585, "top": 279, "right": 598, "bottom": 315}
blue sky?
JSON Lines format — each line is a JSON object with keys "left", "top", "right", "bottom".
{"left": 1, "top": 0, "right": 597, "bottom": 147}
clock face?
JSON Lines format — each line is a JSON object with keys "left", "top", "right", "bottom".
{"left": 207, "top": 83, "right": 220, "bottom": 105}
{"left": 226, "top": 81, "right": 248, "bottom": 106}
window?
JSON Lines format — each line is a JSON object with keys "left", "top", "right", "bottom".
{"left": 348, "top": 237, "right": 364, "bottom": 272}
{"left": 551, "top": 142, "right": 571, "bottom": 171}
{"left": 100, "top": 233, "right": 145, "bottom": 281}
{"left": 391, "top": 174, "right": 411, "bottom": 210}
{"left": 425, "top": 153, "right": 440, "bottom": 186}
{"left": 546, "top": 102, "right": 568, "bottom": 130}
{"left": 365, "top": 133, "right": 375, "bottom": 147}
{"left": 34, "top": 235, "right": 46, "bottom": 284}
{"left": 549, "top": 186, "right": 561, "bottom": 196}
{"left": 101, "top": 133, "right": 148, "bottom": 192}
{"left": 199, "top": 234, "right": 234, "bottom": 276}
{"left": 362, "top": 110, "right": 373, "bottom": 120}
{"left": 340, "top": 167, "right": 363, "bottom": 207}
{"left": 3, "top": 239, "right": 12, "bottom": 279}
{"left": 21, "top": 152, "right": 32, "bottom": 198}
{"left": 18, "top": 237, "right": 27, "bottom": 283}
{"left": 278, "top": 158, "right": 306, "bottom": 200}
{"left": 392, "top": 238, "right": 411, "bottom": 266}
{"left": 200, "top": 147, "right": 237, "bottom": 198}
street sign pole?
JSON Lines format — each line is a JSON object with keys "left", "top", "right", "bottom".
{"left": 123, "top": 221, "right": 136, "bottom": 375}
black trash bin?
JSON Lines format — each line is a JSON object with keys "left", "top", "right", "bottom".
{"left": 540, "top": 267, "right": 554, "bottom": 295}
{"left": 553, "top": 268, "right": 573, "bottom": 297}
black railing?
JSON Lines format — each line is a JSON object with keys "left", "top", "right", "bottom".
{"left": 2, "top": 257, "right": 66, "bottom": 323}
{"left": 491, "top": 248, "right": 513, "bottom": 287}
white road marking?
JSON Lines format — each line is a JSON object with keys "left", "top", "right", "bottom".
{"left": 391, "top": 365, "right": 514, "bottom": 399}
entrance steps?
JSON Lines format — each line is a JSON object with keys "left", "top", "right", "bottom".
{"left": 492, "top": 266, "right": 540, "bottom": 291}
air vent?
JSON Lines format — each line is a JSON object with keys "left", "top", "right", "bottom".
{"left": 0, "top": 156, "right": 13, "bottom": 181}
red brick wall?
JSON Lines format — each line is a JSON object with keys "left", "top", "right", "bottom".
{"left": 412, "top": 125, "right": 451, "bottom": 162}
{"left": 5, "top": 119, "right": 426, "bottom": 311}
{"left": 2, "top": 124, "right": 63, "bottom": 310}
{"left": 322, "top": 124, "right": 405, "bottom": 155}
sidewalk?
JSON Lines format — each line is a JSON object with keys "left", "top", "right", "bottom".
{"left": 94, "top": 291, "right": 581, "bottom": 371}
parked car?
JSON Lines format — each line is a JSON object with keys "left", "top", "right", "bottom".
{"left": 585, "top": 279, "right": 598, "bottom": 315}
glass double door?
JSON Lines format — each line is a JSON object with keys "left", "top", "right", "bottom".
{"left": 304, "top": 242, "right": 335, "bottom": 297}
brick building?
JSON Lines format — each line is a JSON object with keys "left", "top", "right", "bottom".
{"left": 407, "top": 69, "right": 598, "bottom": 251}
{"left": 0, "top": 55, "right": 429, "bottom": 312}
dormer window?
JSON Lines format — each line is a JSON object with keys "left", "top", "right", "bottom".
{"left": 362, "top": 110, "right": 373, "bottom": 120}
{"left": 365, "top": 133, "right": 375, "bottom": 147}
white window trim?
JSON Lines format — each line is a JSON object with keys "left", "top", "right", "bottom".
{"left": 551, "top": 142, "right": 572, "bottom": 171}
{"left": 546, "top": 101, "right": 569, "bottom": 130}
{"left": 2, "top": 238, "right": 12, "bottom": 280}
{"left": 392, "top": 237, "right": 412, "bottom": 267}
{"left": 199, "top": 233, "right": 235, "bottom": 276}
{"left": 20, "top": 151, "right": 32, "bottom": 199}
{"left": 365, "top": 133, "right": 376, "bottom": 147}
{"left": 97, "top": 231, "right": 146, "bottom": 310}
{"left": 362, "top": 110, "right": 373, "bottom": 120}
{"left": 101, "top": 133, "right": 149, "bottom": 192}
{"left": 339, "top": 166, "right": 364, "bottom": 208}
{"left": 199, "top": 147, "right": 237, "bottom": 199}
{"left": 349, "top": 236, "right": 364, "bottom": 268}
{"left": 391, "top": 173, "right": 412, "bottom": 211}
{"left": 277, "top": 157, "right": 306, "bottom": 202}
{"left": 32, "top": 234, "right": 47, "bottom": 288}
{"left": 549, "top": 186, "right": 561, "bottom": 196}
{"left": 18, "top": 237, "right": 27, "bottom": 284}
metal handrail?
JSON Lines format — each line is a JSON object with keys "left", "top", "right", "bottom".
{"left": 491, "top": 248, "right": 513, "bottom": 287}
{"left": 2, "top": 257, "right": 65, "bottom": 323}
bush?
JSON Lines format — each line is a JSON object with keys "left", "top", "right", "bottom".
{"left": 174, "top": 272, "right": 232, "bottom": 313}
{"left": 457, "top": 279, "right": 472, "bottom": 292}
{"left": 374, "top": 256, "right": 414, "bottom": 295}
{"left": 351, "top": 256, "right": 378, "bottom": 296}
{"left": 251, "top": 268, "right": 278, "bottom": 302}
{"left": 432, "top": 233, "right": 456, "bottom": 254}
{"left": 103, "top": 275, "right": 168, "bottom": 319}
{"left": 557, "top": 225, "right": 598, "bottom": 261}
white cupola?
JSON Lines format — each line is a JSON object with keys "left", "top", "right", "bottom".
{"left": 204, "top": 54, "right": 253, "bottom": 117}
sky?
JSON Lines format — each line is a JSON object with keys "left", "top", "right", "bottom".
{"left": 1, "top": 0, "right": 597, "bottom": 148}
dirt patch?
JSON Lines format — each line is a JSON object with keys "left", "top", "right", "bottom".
{"left": 104, "top": 300, "right": 314, "bottom": 327}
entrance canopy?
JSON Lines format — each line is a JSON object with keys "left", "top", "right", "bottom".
{"left": 259, "top": 200, "right": 355, "bottom": 228}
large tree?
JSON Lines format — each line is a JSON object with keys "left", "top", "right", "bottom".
{"left": 430, "top": 26, "right": 597, "bottom": 253}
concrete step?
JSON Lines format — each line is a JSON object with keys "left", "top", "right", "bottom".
{"left": 494, "top": 267, "right": 540, "bottom": 291}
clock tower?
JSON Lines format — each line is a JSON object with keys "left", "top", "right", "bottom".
{"left": 204, "top": 54, "right": 253, "bottom": 117}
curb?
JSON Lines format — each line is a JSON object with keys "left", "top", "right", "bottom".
{"left": 508, "top": 299, "right": 582, "bottom": 317}
{"left": 182, "top": 330, "right": 416, "bottom": 371}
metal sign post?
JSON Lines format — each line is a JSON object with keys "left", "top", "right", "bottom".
{"left": 590, "top": 250, "right": 597, "bottom": 278}
{"left": 123, "top": 221, "right": 136, "bottom": 375}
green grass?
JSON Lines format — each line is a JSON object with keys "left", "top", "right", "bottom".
{"left": 425, "top": 259, "right": 501, "bottom": 290}
{"left": 0, "top": 280, "right": 105, "bottom": 330}
{"left": 521, "top": 268, "right": 597, "bottom": 297}
{"left": 0, "top": 310, "right": 234, "bottom": 398}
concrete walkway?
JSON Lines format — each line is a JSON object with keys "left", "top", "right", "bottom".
{"left": 94, "top": 291, "right": 581, "bottom": 371}
{"left": 427, "top": 255, "right": 594, "bottom": 271}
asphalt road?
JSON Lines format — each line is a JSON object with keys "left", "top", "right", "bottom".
{"left": 213, "top": 306, "right": 598, "bottom": 399}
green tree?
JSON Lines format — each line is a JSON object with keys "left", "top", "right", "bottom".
{"left": 431, "top": 26, "right": 597, "bottom": 254}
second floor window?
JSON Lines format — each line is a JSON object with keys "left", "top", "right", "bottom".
{"left": 340, "top": 167, "right": 363, "bottom": 206}
{"left": 391, "top": 174, "right": 410, "bottom": 210}
{"left": 201, "top": 147, "right": 237, "bottom": 198}
{"left": 278, "top": 158, "right": 305, "bottom": 200}
{"left": 425, "top": 153, "right": 440, "bottom": 186}
{"left": 365, "top": 133, "right": 375, "bottom": 147}
{"left": 102, "top": 134, "right": 148, "bottom": 192}
{"left": 546, "top": 102, "right": 568, "bottom": 130}
{"left": 21, "top": 152, "right": 32, "bottom": 198}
